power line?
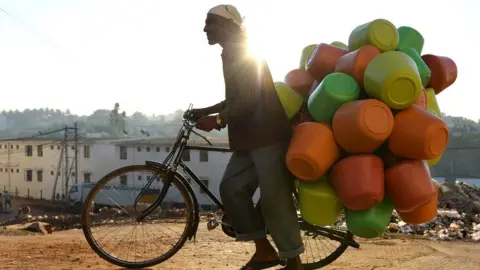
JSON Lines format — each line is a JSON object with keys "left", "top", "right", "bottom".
{"left": 0, "top": 5, "right": 62, "bottom": 53}
{"left": 0, "top": 127, "right": 68, "bottom": 142}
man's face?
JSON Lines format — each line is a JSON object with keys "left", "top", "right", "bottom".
{"left": 203, "top": 14, "right": 226, "bottom": 45}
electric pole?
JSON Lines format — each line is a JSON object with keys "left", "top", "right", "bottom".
{"left": 7, "top": 142, "right": 11, "bottom": 191}
{"left": 74, "top": 122, "right": 78, "bottom": 185}
{"left": 51, "top": 144, "right": 64, "bottom": 202}
{"left": 64, "top": 125, "right": 69, "bottom": 200}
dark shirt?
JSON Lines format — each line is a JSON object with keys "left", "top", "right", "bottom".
{"left": 218, "top": 42, "right": 292, "bottom": 151}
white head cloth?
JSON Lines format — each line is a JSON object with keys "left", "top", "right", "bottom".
{"left": 208, "top": 4, "right": 243, "bottom": 26}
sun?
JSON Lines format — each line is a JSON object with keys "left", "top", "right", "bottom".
{"left": 244, "top": 24, "right": 268, "bottom": 62}
{"left": 247, "top": 36, "right": 266, "bottom": 61}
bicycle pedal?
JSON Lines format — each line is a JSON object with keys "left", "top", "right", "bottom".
{"left": 207, "top": 219, "right": 219, "bottom": 231}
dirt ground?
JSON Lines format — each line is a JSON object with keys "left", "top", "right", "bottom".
{"left": 0, "top": 224, "right": 479, "bottom": 270}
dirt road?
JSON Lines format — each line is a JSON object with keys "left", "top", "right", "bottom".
{"left": 0, "top": 227, "right": 479, "bottom": 270}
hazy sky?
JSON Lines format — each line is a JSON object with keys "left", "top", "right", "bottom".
{"left": 0, "top": 0, "right": 478, "bottom": 120}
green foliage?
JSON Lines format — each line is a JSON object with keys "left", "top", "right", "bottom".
{"left": 0, "top": 104, "right": 228, "bottom": 139}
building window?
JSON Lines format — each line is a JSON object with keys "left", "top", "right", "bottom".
{"left": 137, "top": 146, "right": 141, "bottom": 152}
{"left": 200, "top": 150, "right": 209, "bottom": 162}
{"left": 120, "top": 175, "right": 127, "bottom": 186}
{"left": 156, "top": 147, "right": 160, "bottom": 152}
{"left": 147, "top": 176, "right": 151, "bottom": 181}
{"left": 84, "top": 173, "right": 91, "bottom": 183}
{"left": 16, "top": 145, "right": 19, "bottom": 149}
{"left": 25, "top": 169, "right": 33, "bottom": 182}
{"left": 50, "top": 145, "right": 54, "bottom": 150}
{"left": 37, "top": 170, "right": 43, "bottom": 182}
{"left": 37, "top": 145, "right": 43, "bottom": 157}
{"left": 200, "top": 179, "right": 209, "bottom": 194}
{"left": 0, "top": 168, "right": 2, "bottom": 172}
{"left": 25, "top": 145, "right": 33, "bottom": 156}
{"left": 84, "top": 145, "right": 90, "bottom": 158}
{"left": 10, "top": 144, "right": 13, "bottom": 149}
{"left": 71, "top": 146, "right": 75, "bottom": 150}
{"left": 16, "top": 169, "right": 19, "bottom": 173}
{"left": 57, "top": 145, "right": 60, "bottom": 150}
{"left": 146, "top": 146, "right": 151, "bottom": 152}
{"left": 182, "top": 149, "right": 190, "bottom": 161}
{"left": 10, "top": 168, "right": 13, "bottom": 172}
{"left": 165, "top": 147, "right": 170, "bottom": 152}
{"left": 50, "top": 171, "right": 54, "bottom": 176}
{"left": 137, "top": 175, "right": 142, "bottom": 181}
{"left": 120, "top": 146, "right": 127, "bottom": 160}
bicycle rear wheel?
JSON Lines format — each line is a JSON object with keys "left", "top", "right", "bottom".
{"left": 81, "top": 165, "right": 195, "bottom": 269}
{"left": 220, "top": 195, "right": 353, "bottom": 269}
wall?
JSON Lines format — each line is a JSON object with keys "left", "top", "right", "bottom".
{"left": 0, "top": 140, "right": 94, "bottom": 200}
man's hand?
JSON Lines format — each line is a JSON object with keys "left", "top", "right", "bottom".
{"left": 184, "top": 108, "right": 209, "bottom": 121}
{"left": 195, "top": 115, "right": 220, "bottom": 132}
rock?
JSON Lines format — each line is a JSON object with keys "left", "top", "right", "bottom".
{"left": 5, "top": 221, "right": 52, "bottom": 235}
{"left": 17, "top": 206, "right": 31, "bottom": 216}
{"left": 26, "top": 222, "right": 53, "bottom": 235}
{"left": 472, "top": 201, "right": 480, "bottom": 214}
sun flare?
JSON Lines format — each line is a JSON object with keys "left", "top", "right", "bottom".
{"left": 244, "top": 23, "right": 268, "bottom": 62}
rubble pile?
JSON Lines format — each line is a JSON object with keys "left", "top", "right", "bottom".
{"left": 388, "top": 209, "right": 480, "bottom": 241}
{"left": 332, "top": 182, "right": 480, "bottom": 241}
{"left": 385, "top": 181, "right": 480, "bottom": 241}
{"left": 437, "top": 182, "right": 480, "bottom": 214}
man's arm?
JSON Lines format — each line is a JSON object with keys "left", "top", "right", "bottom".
{"left": 203, "top": 100, "right": 227, "bottom": 115}
{"left": 218, "top": 59, "right": 263, "bottom": 125}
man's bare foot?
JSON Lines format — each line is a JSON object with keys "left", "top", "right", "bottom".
{"left": 241, "top": 238, "right": 282, "bottom": 270}
{"left": 281, "top": 256, "right": 303, "bottom": 270}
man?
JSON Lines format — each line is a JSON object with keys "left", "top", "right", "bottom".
{"left": 186, "top": 5, "right": 304, "bottom": 270}
{"left": 4, "top": 190, "right": 12, "bottom": 210}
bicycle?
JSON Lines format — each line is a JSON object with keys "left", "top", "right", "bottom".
{"left": 81, "top": 105, "right": 360, "bottom": 269}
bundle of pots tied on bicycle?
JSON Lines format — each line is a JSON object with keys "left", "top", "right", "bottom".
{"left": 275, "top": 18, "right": 458, "bottom": 239}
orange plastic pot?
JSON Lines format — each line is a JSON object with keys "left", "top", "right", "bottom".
{"left": 398, "top": 181, "right": 439, "bottom": 224}
{"left": 284, "top": 68, "right": 315, "bottom": 99}
{"left": 422, "top": 54, "right": 458, "bottom": 94}
{"left": 332, "top": 99, "right": 394, "bottom": 153}
{"left": 335, "top": 45, "right": 381, "bottom": 88}
{"left": 306, "top": 43, "right": 348, "bottom": 82}
{"left": 385, "top": 160, "right": 435, "bottom": 212}
{"left": 388, "top": 105, "right": 449, "bottom": 160}
{"left": 286, "top": 122, "right": 340, "bottom": 181}
{"left": 330, "top": 155, "right": 385, "bottom": 210}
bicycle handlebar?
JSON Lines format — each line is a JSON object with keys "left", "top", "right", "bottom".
{"left": 182, "top": 103, "right": 214, "bottom": 146}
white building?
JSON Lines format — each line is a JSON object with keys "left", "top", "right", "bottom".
{"left": 0, "top": 137, "right": 254, "bottom": 208}
{"left": 0, "top": 138, "right": 98, "bottom": 200}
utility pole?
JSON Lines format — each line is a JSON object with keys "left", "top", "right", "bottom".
{"left": 51, "top": 144, "right": 64, "bottom": 202}
{"left": 74, "top": 122, "right": 78, "bottom": 185}
{"left": 7, "top": 142, "right": 11, "bottom": 191}
{"left": 64, "top": 125, "right": 69, "bottom": 200}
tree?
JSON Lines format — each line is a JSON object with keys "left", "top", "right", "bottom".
{"left": 109, "top": 103, "right": 127, "bottom": 137}
{"left": 130, "top": 111, "right": 148, "bottom": 124}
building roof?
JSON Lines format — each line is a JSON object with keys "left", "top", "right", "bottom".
{"left": 0, "top": 137, "right": 114, "bottom": 143}
{"left": 0, "top": 135, "right": 230, "bottom": 147}
{"left": 103, "top": 137, "right": 230, "bottom": 147}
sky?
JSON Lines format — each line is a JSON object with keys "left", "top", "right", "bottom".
{"left": 0, "top": 0, "right": 479, "bottom": 121}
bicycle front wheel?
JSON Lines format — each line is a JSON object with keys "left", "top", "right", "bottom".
{"left": 81, "top": 165, "right": 195, "bottom": 269}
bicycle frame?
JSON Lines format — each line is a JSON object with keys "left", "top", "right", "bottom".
{"left": 134, "top": 112, "right": 359, "bottom": 249}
